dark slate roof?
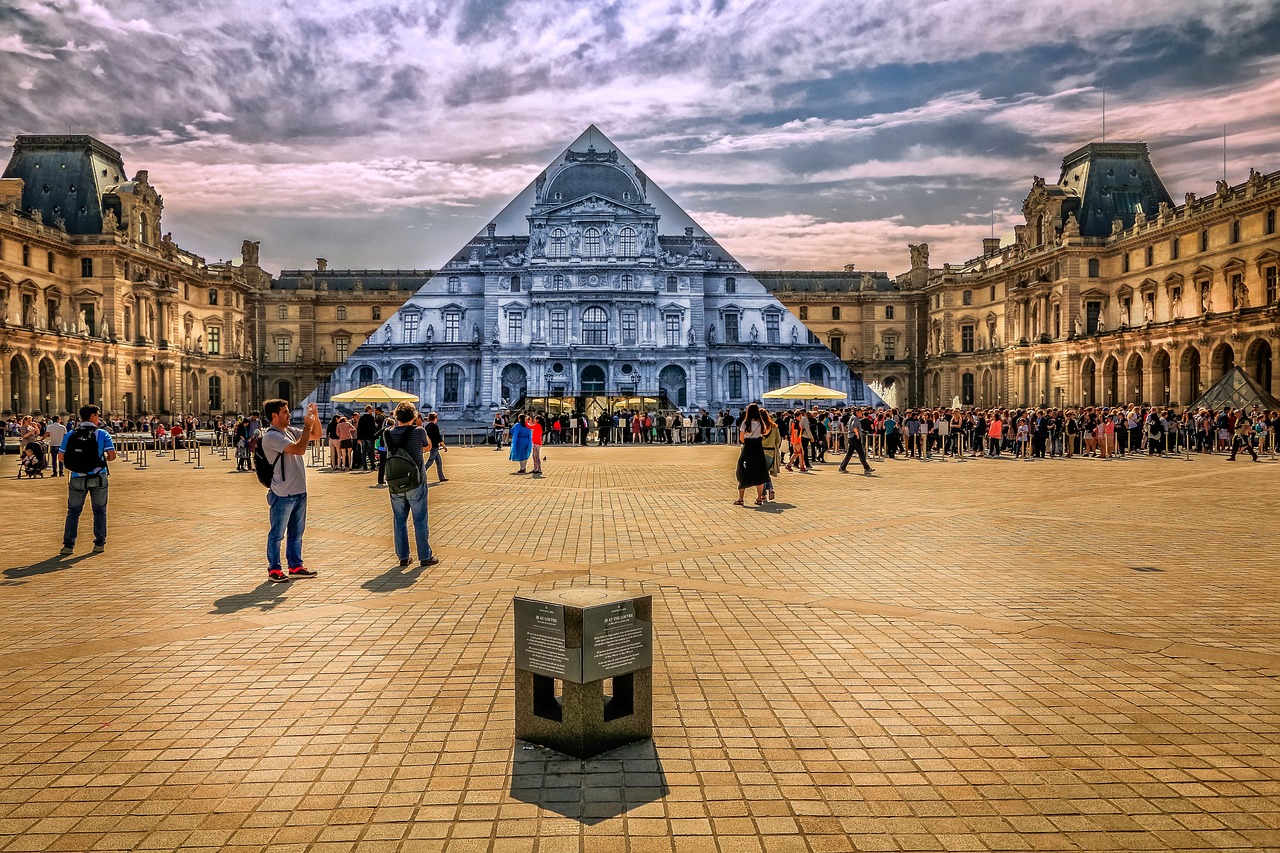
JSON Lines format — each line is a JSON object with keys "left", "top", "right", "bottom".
{"left": 1, "top": 135, "right": 127, "bottom": 235}
{"left": 1058, "top": 142, "right": 1173, "bottom": 238}
{"left": 543, "top": 161, "right": 642, "bottom": 205}
{"left": 754, "top": 270, "right": 896, "bottom": 293}
{"left": 273, "top": 270, "right": 436, "bottom": 292}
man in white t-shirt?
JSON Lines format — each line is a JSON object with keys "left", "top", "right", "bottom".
{"left": 260, "top": 398, "right": 322, "bottom": 583}
{"left": 43, "top": 415, "right": 68, "bottom": 477}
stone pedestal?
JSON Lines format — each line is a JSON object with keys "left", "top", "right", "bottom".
{"left": 513, "top": 588, "right": 653, "bottom": 759}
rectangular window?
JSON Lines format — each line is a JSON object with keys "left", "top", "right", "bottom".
{"left": 829, "top": 336, "right": 842, "bottom": 358}
{"left": 372, "top": 305, "right": 382, "bottom": 321}
{"left": 621, "top": 311, "right": 637, "bottom": 346}
{"left": 961, "top": 325, "right": 975, "bottom": 353}
{"left": 884, "top": 339, "right": 896, "bottom": 361}
{"left": 550, "top": 311, "right": 566, "bottom": 346}
{"left": 1122, "top": 253, "right": 1131, "bottom": 273}
{"left": 1053, "top": 304, "right": 1061, "bottom": 339}
{"left": 1145, "top": 246, "right": 1154, "bottom": 266}
{"left": 80, "top": 304, "right": 95, "bottom": 336}
{"left": 1200, "top": 229, "right": 1209, "bottom": 252}
{"left": 885, "top": 305, "right": 895, "bottom": 319}
{"left": 277, "top": 338, "right": 290, "bottom": 362}
{"left": 723, "top": 313, "right": 739, "bottom": 343}
{"left": 1086, "top": 300, "right": 1102, "bottom": 334}
{"left": 278, "top": 305, "right": 288, "bottom": 320}
{"left": 508, "top": 313, "right": 523, "bottom": 343}
{"left": 336, "top": 337, "right": 349, "bottom": 362}
{"left": 725, "top": 277, "right": 736, "bottom": 294}
{"left": 990, "top": 285, "right": 997, "bottom": 301}
{"left": 1171, "top": 237, "right": 1180, "bottom": 260}
{"left": 962, "top": 289, "right": 972, "bottom": 306}
{"left": 403, "top": 313, "right": 420, "bottom": 344}
{"left": 766, "top": 314, "right": 780, "bottom": 344}
{"left": 47, "top": 251, "right": 54, "bottom": 273}
{"left": 665, "top": 315, "right": 680, "bottom": 347}
{"left": 1266, "top": 266, "right": 1278, "bottom": 304}
{"left": 807, "top": 330, "right": 819, "bottom": 345}
{"left": 208, "top": 328, "right": 220, "bottom": 355}
{"left": 666, "top": 276, "right": 678, "bottom": 293}
{"left": 337, "top": 305, "right": 347, "bottom": 321}
{"left": 444, "top": 312, "right": 460, "bottom": 343}
{"left": 81, "top": 257, "right": 93, "bottom": 278}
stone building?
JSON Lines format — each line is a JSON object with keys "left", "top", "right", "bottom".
{"left": 0, "top": 135, "right": 257, "bottom": 418}
{"left": 918, "top": 142, "right": 1279, "bottom": 409}
{"left": 764, "top": 141, "right": 1279, "bottom": 410}
{"left": 314, "top": 128, "right": 860, "bottom": 419}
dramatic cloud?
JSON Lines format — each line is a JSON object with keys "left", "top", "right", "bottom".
{"left": 2, "top": 0, "right": 1277, "bottom": 274}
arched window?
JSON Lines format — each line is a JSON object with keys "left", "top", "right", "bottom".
{"left": 357, "top": 365, "right": 375, "bottom": 385}
{"left": 582, "top": 306, "right": 608, "bottom": 346}
{"left": 584, "top": 228, "right": 601, "bottom": 257}
{"left": 618, "top": 227, "right": 637, "bottom": 256}
{"left": 766, "top": 363, "right": 785, "bottom": 390}
{"left": 398, "top": 364, "right": 418, "bottom": 393}
{"left": 548, "top": 229, "right": 567, "bottom": 259}
{"left": 808, "top": 364, "right": 827, "bottom": 386}
{"left": 727, "top": 363, "right": 745, "bottom": 400}
{"left": 442, "top": 365, "right": 461, "bottom": 404}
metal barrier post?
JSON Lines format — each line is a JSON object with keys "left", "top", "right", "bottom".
{"left": 194, "top": 437, "right": 204, "bottom": 469}
{"left": 135, "top": 437, "right": 148, "bottom": 470}
{"left": 172, "top": 435, "right": 183, "bottom": 462}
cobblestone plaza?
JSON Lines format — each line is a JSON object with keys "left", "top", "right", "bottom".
{"left": 1, "top": 447, "right": 1278, "bottom": 852}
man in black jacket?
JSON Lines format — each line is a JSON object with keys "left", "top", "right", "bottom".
{"left": 355, "top": 405, "right": 377, "bottom": 470}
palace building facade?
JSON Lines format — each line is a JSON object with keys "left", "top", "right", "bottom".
{"left": 312, "top": 129, "right": 870, "bottom": 419}
{"left": 4, "top": 132, "right": 1275, "bottom": 420}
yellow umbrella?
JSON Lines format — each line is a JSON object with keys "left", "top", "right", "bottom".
{"left": 761, "top": 381, "right": 847, "bottom": 401}
{"left": 329, "top": 383, "right": 420, "bottom": 404}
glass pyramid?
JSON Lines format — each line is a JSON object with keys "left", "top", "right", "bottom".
{"left": 306, "top": 125, "right": 882, "bottom": 422}
{"left": 1189, "top": 365, "right": 1280, "bottom": 411}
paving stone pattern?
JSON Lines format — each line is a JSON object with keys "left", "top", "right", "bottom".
{"left": 1, "top": 445, "right": 1278, "bottom": 852}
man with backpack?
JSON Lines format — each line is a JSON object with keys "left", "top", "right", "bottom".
{"left": 259, "top": 399, "right": 323, "bottom": 583}
{"left": 58, "top": 404, "right": 117, "bottom": 555}
{"left": 382, "top": 402, "right": 438, "bottom": 568}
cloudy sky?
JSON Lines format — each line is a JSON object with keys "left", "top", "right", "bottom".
{"left": 3, "top": 0, "right": 1278, "bottom": 275}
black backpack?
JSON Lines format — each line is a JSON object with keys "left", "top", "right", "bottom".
{"left": 384, "top": 426, "right": 422, "bottom": 495}
{"left": 63, "top": 425, "right": 106, "bottom": 474}
{"left": 254, "top": 428, "right": 286, "bottom": 489}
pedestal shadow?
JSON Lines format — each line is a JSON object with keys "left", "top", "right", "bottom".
{"left": 509, "top": 738, "right": 667, "bottom": 825}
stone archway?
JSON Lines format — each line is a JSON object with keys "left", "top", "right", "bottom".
{"left": 1179, "top": 346, "right": 1202, "bottom": 404}
{"left": 1125, "top": 353, "right": 1144, "bottom": 404}
{"left": 1211, "top": 342, "right": 1235, "bottom": 382}
{"left": 1081, "top": 358, "right": 1097, "bottom": 406}
{"left": 1246, "top": 339, "right": 1274, "bottom": 396}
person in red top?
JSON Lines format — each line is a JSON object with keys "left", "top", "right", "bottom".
{"left": 170, "top": 422, "right": 184, "bottom": 452}
{"left": 529, "top": 415, "right": 544, "bottom": 475}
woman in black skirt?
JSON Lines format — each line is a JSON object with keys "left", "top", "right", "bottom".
{"left": 734, "top": 402, "right": 771, "bottom": 506}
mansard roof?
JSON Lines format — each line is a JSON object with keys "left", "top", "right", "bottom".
{"left": 1057, "top": 142, "right": 1173, "bottom": 238}
{"left": 2, "top": 135, "right": 128, "bottom": 235}
{"left": 273, "top": 270, "right": 436, "bottom": 292}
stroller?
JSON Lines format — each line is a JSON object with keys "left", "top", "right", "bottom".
{"left": 17, "top": 442, "right": 46, "bottom": 478}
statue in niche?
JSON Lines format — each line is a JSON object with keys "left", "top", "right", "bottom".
{"left": 1095, "top": 317, "right": 1105, "bottom": 334}
{"left": 53, "top": 309, "right": 64, "bottom": 333}
{"left": 1119, "top": 301, "right": 1130, "bottom": 327}
{"left": 1171, "top": 290, "right": 1182, "bottom": 319}
{"left": 791, "top": 326, "right": 799, "bottom": 345}
{"left": 873, "top": 344, "right": 881, "bottom": 360}
{"left": 688, "top": 327, "right": 696, "bottom": 346}
{"left": 234, "top": 326, "right": 242, "bottom": 355}
{"left": 320, "top": 347, "right": 327, "bottom": 362}
{"left": 602, "top": 224, "right": 616, "bottom": 253}
{"left": 529, "top": 224, "right": 546, "bottom": 256}
{"left": 1073, "top": 313, "right": 1083, "bottom": 338}
{"left": 425, "top": 324, "right": 434, "bottom": 343}
{"left": 1143, "top": 298, "right": 1155, "bottom": 325}
{"left": 383, "top": 325, "right": 392, "bottom": 345}
{"left": 195, "top": 334, "right": 202, "bottom": 351}
{"left": 706, "top": 323, "right": 716, "bottom": 345}
{"left": 750, "top": 324, "right": 759, "bottom": 343}
{"left": 1200, "top": 283, "right": 1211, "bottom": 313}
{"left": 472, "top": 323, "right": 481, "bottom": 343}
{"left": 78, "top": 309, "right": 87, "bottom": 335}
{"left": 1233, "top": 279, "right": 1249, "bottom": 309}
{"left": 0, "top": 292, "right": 8, "bottom": 325}
{"left": 641, "top": 223, "right": 657, "bottom": 254}
{"left": 568, "top": 226, "right": 581, "bottom": 255}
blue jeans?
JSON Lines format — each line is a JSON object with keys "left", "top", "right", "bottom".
{"left": 266, "top": 492, "right": 307, "bottom": 571}
{"left": 390, "top": 483, "right": 431, "bottom": 562}
{"left": 426, "top": 448, "right": 444, "bottom": 480}
{"left": 64, "top": 472, "right": 108, "bottom": 547}
{"left": 50, "top": 449, "right": 63, "bottom": 476}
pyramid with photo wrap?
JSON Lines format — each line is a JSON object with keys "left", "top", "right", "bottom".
{"left": 310, "top": 125, "right": 881, "bottom": 421}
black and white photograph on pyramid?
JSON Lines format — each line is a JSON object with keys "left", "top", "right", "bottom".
{"left": 305, "top": 127, "right": 883, "bottom": 423}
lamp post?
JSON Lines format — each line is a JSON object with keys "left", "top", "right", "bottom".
{"left": 1165, "top": 384, "right": 1170, "bottom": 405}
{"left": 11, "top": 391, "right": 17, "bottom": 414}
{"left": 44, "top": 393, "right": 50, "bottom": 415}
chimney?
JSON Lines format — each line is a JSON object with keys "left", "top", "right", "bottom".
{"left": 684, "top": 227, "right": 694, "bottom": 237}
{"left": 487, "top": 223, "right": 497, "bottom": 239}
{"left": 982, "top": 238, "right": 1001, "bottom": 256}
{"left": 316, "top": 257, "right": 328, "bottom": 271}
